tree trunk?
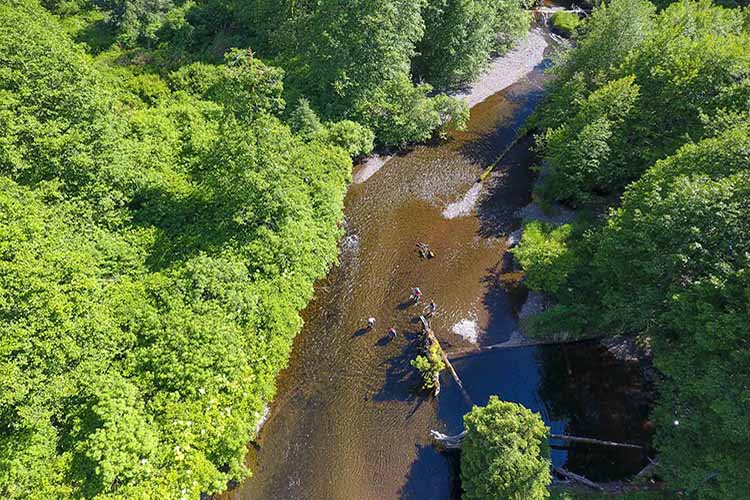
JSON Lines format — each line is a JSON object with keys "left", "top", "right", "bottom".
{"left": 549, "top": 434, "right": 643, "bottom": 450}
{"left": 420, "top": 316, "right": 473, "bottom": 407}
{"left": 447, "top": 336, "right": 603, "bottom": 361}
{"left": 553, "top": 466, "right": 604, "bottom": 491}
{"left": 430, "top": 429, "right": 466, "bottom": 450}
{"left": 634, "top": 458, "right": 659, "bottom": 481}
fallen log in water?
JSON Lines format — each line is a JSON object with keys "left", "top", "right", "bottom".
{"left": 430, "top": 429, "right": 466, "bottom": 450}
{"left": 420, "top": 316, "right": 473, "bottom": 407}
{"left": 553, "top": 466, "right": 604, "bottom": 491}
{"left": 447, "top": 336, "right": 603, "bottom": 361}
{"left": 477, "top": 132, "right": 529, "bottom": 182}
{"left": 634, "top": 458, "right": 660, "bottom": 481}
{"left": 431, "top": 431, "right": 642, "bottom": 452}
{"left": 549, "top": 434, "right": 644, "bottom": 450}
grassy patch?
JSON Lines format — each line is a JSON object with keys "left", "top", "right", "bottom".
{"left": 551, "top": 11, "right": 581, "bottom": 37}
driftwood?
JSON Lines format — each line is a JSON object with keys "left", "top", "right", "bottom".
{"left": 549, "top": 434, "right": 644, "bottom": 450}
{"left": 420, "top": 316, "right": 473, "bottom": 407}
{"left": 634, "top": 458, "right": 660, "bottom": 481}
{"left": 430, "top": 430, "right": 466, "bottom": 450}
{"left": 553, "top": 466, "right": 604, "bottom": 491}
{"left": 430, "top": 433, "right": 638, "bottom": 493}
{"left": 431, "top": 431, "right": 642, "bottom": 452}
{"left": 447, "top": 336, "right": 603, "bottom": 361}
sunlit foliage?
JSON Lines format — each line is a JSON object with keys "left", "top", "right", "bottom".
{"left": 0, "top": 2, "right": 351, "bottom": 497}
{"left": 461, "top": 397, "right": 551, "bottom": 500}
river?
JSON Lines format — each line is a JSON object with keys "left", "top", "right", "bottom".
{"left": 221, "top": 27, "right": 653, "bottom": 500}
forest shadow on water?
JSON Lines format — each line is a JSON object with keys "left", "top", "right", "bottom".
{"left": 475, "top": 133, "right": 537, "bottom": 239}
{"left": 399, "top": 445, "right": 461, "bottom": 500}
{"left": 479, "top": 262, "right": 524, "bottom": 345}
{"left": 536, "top": 342, "right": 655, "bottom": 481}
{"left": 456, "top": 59, "right": 550, "bottom": 168}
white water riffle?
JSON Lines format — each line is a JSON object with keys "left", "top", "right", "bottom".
{"left": 442, "top": 183, "right": 483, "bottom": 219}
{"left": 452, "top": 319, "right": 480, "bottom": 344}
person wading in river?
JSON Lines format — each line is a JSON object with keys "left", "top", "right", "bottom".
{"left": 424, "top": 301, "right": 436, "bottom": 317}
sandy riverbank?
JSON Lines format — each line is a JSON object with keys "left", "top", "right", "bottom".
{"left": 454, "top": 28, "right": 549, "bottom": 108}
{"left": 353, "top": 27, "right": 549, "bottom": 184}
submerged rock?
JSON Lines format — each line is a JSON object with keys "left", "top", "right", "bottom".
{"left": 515, "top": 200, "right": 576, "bottom": 225}
{"left": 519, "top": 291, "right": 549, "bottom": 320}
{"left": 506, "top": 228, "right": 523, "bottom": 248}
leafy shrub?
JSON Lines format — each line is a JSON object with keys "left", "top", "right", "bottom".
{"left": 321, "top": 120, "right": 375, "bottom": 158}
{"left": 511, "top": 221, "right": 578, "bottom": 293}
{"left": 551, "top": 11, "right": 580, "bottom": 37}
{"left": 411, "top": 343, "right": 445, "bottom": 390}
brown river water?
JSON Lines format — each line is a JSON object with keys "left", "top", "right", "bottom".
{"left": 221, "top": 41, "right": 653, "bottom": 500}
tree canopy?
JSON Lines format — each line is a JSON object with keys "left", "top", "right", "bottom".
{"left": 0, "top": 1, "right": 354, "bottom": 497}
{"left": 414, "top": 0, "right": 531, "bottom": 88}
{"left": 461, "top": 397, "right": 551, "bottom": 500}
{"left": 515, "top": 1, "right": 750, "bottom": 497}
{"left": 1, "top": 0, "right": 540, "bottom": 496}
{"left": 44, "top": 0, "right": 538, "bottom": 147}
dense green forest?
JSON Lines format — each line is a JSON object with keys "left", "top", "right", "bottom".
{"left": 44, "top": 0, "right": 534, "bottom": 147}
{"left": 514, "top": 0, "right": 750, "bottom": 498}
{"left": 0, "top": 0, "right": 532, "bottom": 498}
{"left": 0, "top": 2, "right": 355, "bottom": 497}
{"left": 3, "top": 0, "right": 749, "bottom": 497}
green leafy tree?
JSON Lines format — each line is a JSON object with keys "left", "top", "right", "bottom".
{"left": 415, "top": 0, "right": 529, "bottom": 88}
{"left": 411, "top": 343, "right": 445, "bottom": 390}
{"left": 539, "top": 75, "right": 641, "bottom": 203}
{"left": 322, "top": 120, "right": 375, "bottom": 158}
{"left": 289, "top": 97, "right": 325, "bottom": 140}
{"left": 461, "top": 397, "right": 551, "bottom": 500}
{"left": 511, "top": 222, "right": 578, "bottom": 293}
{"left": 0, "top": 2, "right": 352, "bottom": 498}
{"left": 97, "top": 0, "right": 176, "bottom": 48}
{"left": 535, "top": 0, "right": 750, "bottom": 202}
{"left": 530, "top": 0, "right": 655, "bottom": 131}
{"left": 491, "top": 0, "right": 533, "bottom": 53}
{"left": 240, "top": 0, "right": 469, "bottom": 145}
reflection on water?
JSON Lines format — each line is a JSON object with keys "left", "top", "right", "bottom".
{"left": 538, "top": 342, "right": 655, "bottom": 481}
{"left": 221, "top": 50, "right": 651, "bottom": 500}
